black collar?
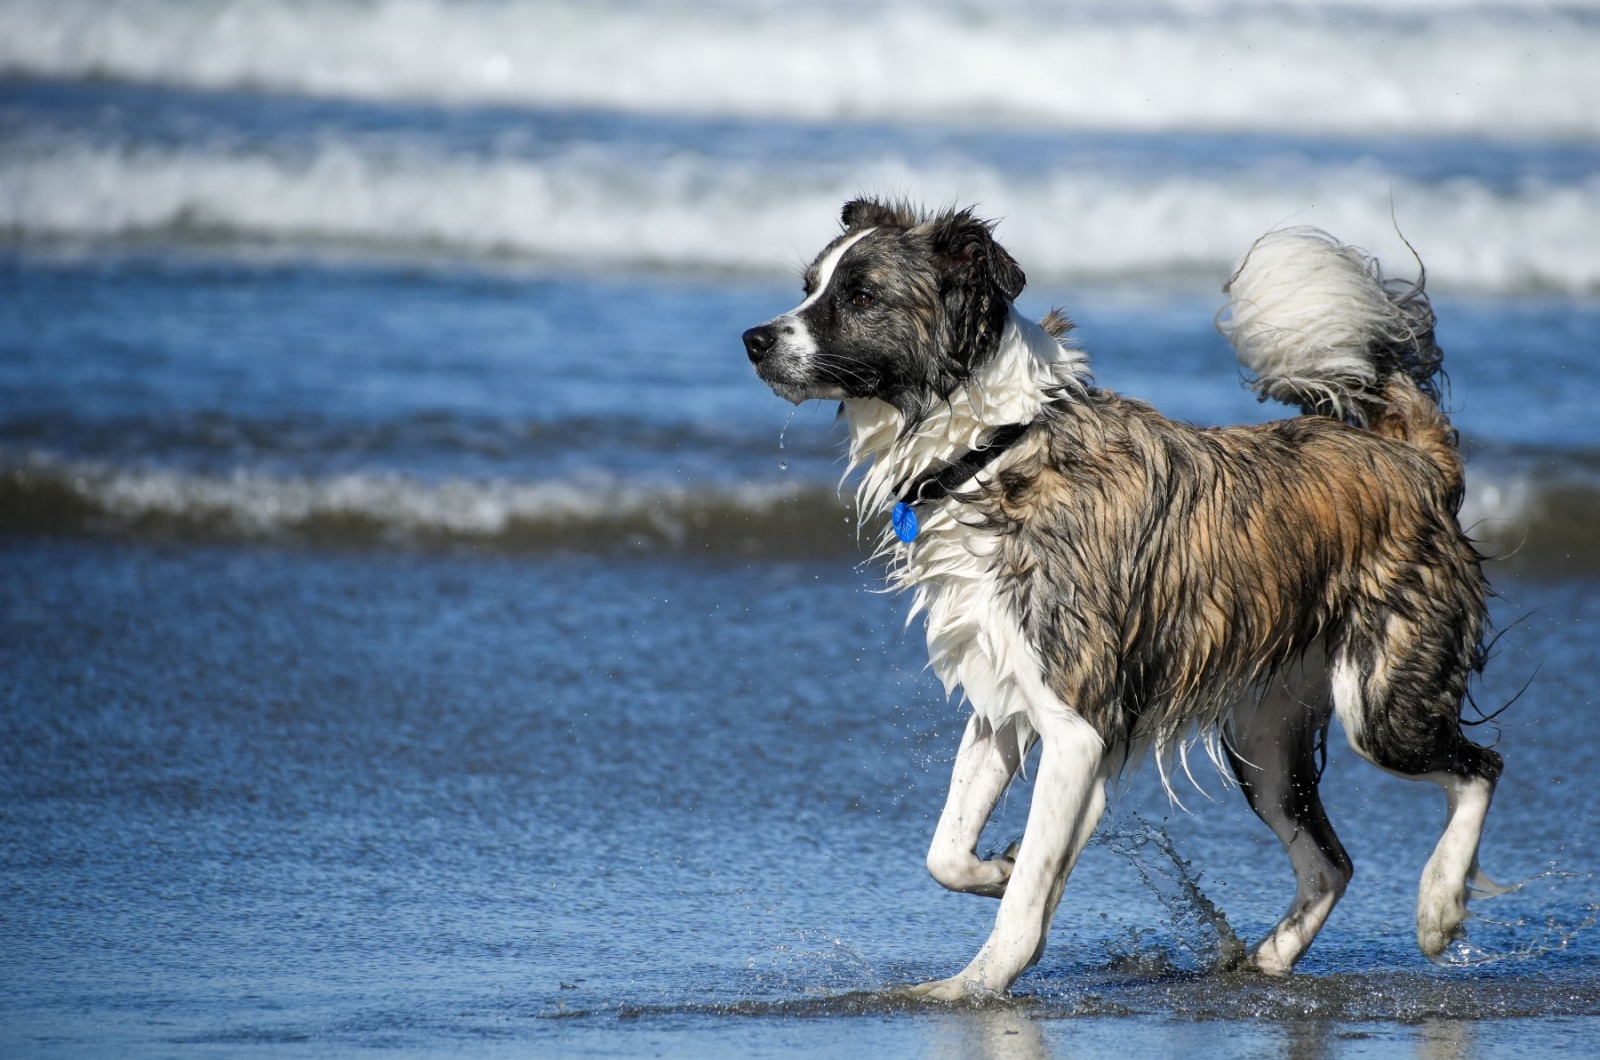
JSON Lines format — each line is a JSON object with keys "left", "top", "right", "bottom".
{"left": 894, "top": 420, "right": 1033, "bottom": 509}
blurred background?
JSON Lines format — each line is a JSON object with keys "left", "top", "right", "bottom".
{"left": 4, "top": 2, "right": 1600, "bottom": 1057}
{"left": 3, "top": 0, "right": 1600, "bottom": 558}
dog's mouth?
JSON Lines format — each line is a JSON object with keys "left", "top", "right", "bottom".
{"left": 767, "top": 383, "right": 826, "bottom": 405}
{"left": 754, "top": 365, "right": 849, "bottom": 405}
{"left": 743, "top": 321, "right": 851, "bottom": 404}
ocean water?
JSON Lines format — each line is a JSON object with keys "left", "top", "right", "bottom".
{"left": 4, "top": 1, "right": 1600, "bottom": 1056}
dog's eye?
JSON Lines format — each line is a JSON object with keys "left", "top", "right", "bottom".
{"left": 850, "top": 290, "right": 874, "bottom": 308}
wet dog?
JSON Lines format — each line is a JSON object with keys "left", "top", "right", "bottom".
{"left": 742, "top": 200, "right": 1507, "bottom": 998}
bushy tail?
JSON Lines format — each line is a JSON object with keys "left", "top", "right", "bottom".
{"left": 1217, "top": 226, "right": 1461, "bottom": 492}
{"left": 1218, "top": 227, "right": 1446, "bottom": 422}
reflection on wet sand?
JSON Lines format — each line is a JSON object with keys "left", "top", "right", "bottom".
{"left": 912, "top": 1005, "right": 1479, "bottom": 1059}
{"left": 923, "top": 1009, "right": 1054, "bottom": 1060}
{"left": 1416, "top": 1019, "right": 1475, "bottom": 1060}
{"left": 1284, "top": 1020, "right": 1335, "bottom": 1060}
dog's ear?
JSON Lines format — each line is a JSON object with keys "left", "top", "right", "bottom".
{"left": 842, "top": 198, "right": 915, "bottom": 232}
{"left": 931, "top": 210, "right": 1025, "bottom": 368}
{"left": 934, "top": 212, "right": 1026, "bottom": 301}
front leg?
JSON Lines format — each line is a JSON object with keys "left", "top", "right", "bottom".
{"left": 925, "top": 714, "right": 1027, "bottom": 898}
{"left": 911, "top": 712, "right": 1108, "bottom": 999}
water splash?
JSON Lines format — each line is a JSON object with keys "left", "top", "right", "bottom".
{"left": 1093, "top": 813, "right": 1246, "bottom": 974}
{"left": 1439, "top": 868, "right": 1600, "bottom": 968}
{"left": 744, "top": 929, "right": 881, "bottom": 995}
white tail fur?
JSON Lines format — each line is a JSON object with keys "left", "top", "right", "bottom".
{"left": 1218, "top": 227, "right": 1440, "bottom": 424}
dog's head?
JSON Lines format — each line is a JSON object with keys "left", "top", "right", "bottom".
{"left": 743, "top": 200, "right": 1026, "bottom": 417}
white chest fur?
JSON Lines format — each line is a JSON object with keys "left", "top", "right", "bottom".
{"left": 841, "top": 310, "right": 1087, "bottom": 747}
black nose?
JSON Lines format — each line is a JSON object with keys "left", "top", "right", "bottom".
{"left": 743, "top": 325, "right": 776, "bottom": 363}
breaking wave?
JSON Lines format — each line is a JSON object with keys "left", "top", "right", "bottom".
{"left": 3, "top": 449, "right": 1598, "bottom": 571}
{"left": 6, "top": 139, "right": 1600, "bottom": 292}
{"left": 0, "top": 454, "right": 856, "bottom": 557}
{"left": 4, "top": 0, "right": 1600, "bottom": 138}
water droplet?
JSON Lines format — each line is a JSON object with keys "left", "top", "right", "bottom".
{"left": 776, "top": 409, "right": 798, "bottom": 472}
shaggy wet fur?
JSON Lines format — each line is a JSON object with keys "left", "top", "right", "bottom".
{"left": 742, "top": 201, "right": 1505, "bottom": 996}
{"left": 984, "top": 378, "right": 1494, "bottom": 778}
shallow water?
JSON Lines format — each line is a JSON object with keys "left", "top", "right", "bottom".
{"left": 3, "top": 541, "right": 1599, "bottom": 1057}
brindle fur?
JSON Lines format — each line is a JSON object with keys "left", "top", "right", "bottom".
{"left": 743, "top": 200, "right": 1505, "bottom": 994}
{"left": 979, "top": 377, "right": 1495, "bottom": 786}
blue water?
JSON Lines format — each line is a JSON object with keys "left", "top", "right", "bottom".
{"left": 5, "top": 542, "right": 1599, "bottom": 1057}
{"left": 5, "top": 2, "right": 1600, "bottom": 1056}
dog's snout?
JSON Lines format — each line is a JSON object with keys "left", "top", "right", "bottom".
{"left": 743, "top": 324, "right": 777, "bottom": 363}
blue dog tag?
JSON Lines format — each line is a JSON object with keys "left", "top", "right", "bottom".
{"left": 892, "top": 502, "right": 919, "bottom": 543}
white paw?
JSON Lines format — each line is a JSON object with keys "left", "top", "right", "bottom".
{"left": 1417, "top": 891, "right": 1468, "bottom": 959}
{"left": 905, "top": 975, "right": 997, "bottom": 1002}
{"left": 970, "top": 850, "right": 1017, "bottom": 898}
{"left": 1247, "top": 911, "right": 1325, "bottom": 976}
{"left": 1247, "top": 940, "right": 1296, "bottom": 978}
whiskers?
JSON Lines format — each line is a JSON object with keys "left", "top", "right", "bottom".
{"left": 810, "top": 351, "right": 881, "bottom": 389}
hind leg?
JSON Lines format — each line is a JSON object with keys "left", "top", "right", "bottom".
{"left": 1413, "top": 770, "right": 1501, "bottom": 956}
{"left": 1331, "top": 608, "right": 1504, "bottom": 959}
{"left": 1225, "top": 655, "right": 1352, "bottom": 976}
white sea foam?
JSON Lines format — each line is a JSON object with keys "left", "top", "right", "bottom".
{"left": 6, "top": 138, "right": 1600, "bottom": 292}
{"left": 3, "top": 0, "right": 1600, "bottom": 138}
{"left": 1, "top": 451, "right": 833, "bottom": 549}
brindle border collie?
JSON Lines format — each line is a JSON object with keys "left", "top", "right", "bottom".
{"left": 743, "top": 200, "right": 1507, "bottom": 999}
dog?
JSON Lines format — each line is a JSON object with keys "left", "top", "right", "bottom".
{"left": 741, "top": 200, "right": 1508, "bottom": 998}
